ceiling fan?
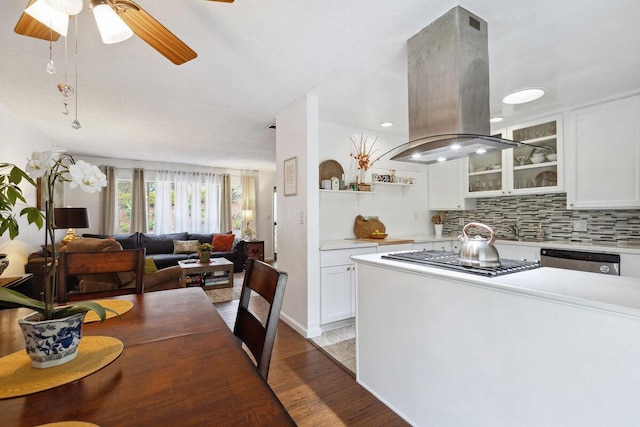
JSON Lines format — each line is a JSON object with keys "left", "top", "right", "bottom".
{"left": 14, "top": 0, "right": 234, "bottom": 65}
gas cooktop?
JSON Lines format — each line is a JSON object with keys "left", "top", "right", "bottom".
{"left": 381, "top": 250, "right": 540, "bottom": 277}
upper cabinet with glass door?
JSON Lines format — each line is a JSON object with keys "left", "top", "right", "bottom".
{"left": 465, "top": 115, "right": 563, "bottom": 197}
{"left": 466, "top": 131, "right": 508, "bottom": 197}
{"left": 508, "top": 115, "right": 563, "bottom": 195}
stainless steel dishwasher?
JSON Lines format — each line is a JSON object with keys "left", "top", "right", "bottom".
{"left": 540, "top": 248, "right": 620, "bottom": 275}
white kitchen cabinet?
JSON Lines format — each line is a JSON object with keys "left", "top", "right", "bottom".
{"left": 620, "top": 253, "right": 640, "bottom": 278}
{"left": 566, "top": 94, "right": 640, "bottom": 209}
{"left": 376, "top": 243, "right": 413, "bottom": 253}
{"left": 466, "top": 116, "right": 563, "bottom": 197}
{"left": 320, "top": 247, "right": 373, "bottom": 324}
{"left": 434, "top": 240, "right": 453, "bottom": 252}
{"left": 428, "top": 159, "right": 476, "bottom": 210}
{"left": 413, "top": 242, "right": 434, "bottom": 251}
{"left": 320, "top": 265, "right": 355, "bottom": 323}
{"left": 494, "top": 242, "right": 540, "bottom": 261}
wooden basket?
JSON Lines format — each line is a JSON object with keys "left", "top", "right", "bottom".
{"left": 354, "top": 215, "right": 386, "bottom": 238}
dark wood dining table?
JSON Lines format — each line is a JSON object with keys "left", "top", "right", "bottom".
{"left": 0, "top": 287, "right": 296, "bottom": 426}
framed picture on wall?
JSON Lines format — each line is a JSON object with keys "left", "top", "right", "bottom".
{"left": 283, "top": 156, "right": 297, "bottom": 196}
{"left": 36, "top": 177, "right": 64, "bottom": 210}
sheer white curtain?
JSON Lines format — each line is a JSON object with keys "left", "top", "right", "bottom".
{"left": 202, "top": 173, "right": 220, "bottom": 232}
{"left": 154, "top": 170, "right": 221, "bottom": 234}
{"left": 155, "top": 170, "right": 173, "bottom": 234}
{"left": 174, "top": 171, "right": 192, "bottom": 232}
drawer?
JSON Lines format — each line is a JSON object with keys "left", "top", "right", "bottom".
{"left": 320, "top": 247, "right": 375, "bottom": 267}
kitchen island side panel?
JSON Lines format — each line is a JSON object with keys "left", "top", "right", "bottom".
{"left": 355, "top": 262, "right": 640, "bottom": 427}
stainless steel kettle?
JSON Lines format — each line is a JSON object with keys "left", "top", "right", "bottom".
{"left": 457, "top": 222, "right": 501, "bottom": 267}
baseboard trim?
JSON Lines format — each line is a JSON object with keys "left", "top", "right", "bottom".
{"left": 279, "top": 311, "right": 322, "bottom": 338}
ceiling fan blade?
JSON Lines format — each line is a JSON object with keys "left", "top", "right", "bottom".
{"left": 14, "top": 0, "right": 63, "bottom": 41}
{"left": 115, "top": 0, "right": 197, "bottom": 65}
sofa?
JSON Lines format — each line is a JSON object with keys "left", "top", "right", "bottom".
{"left": 83, "top": 231, "right": 246, "bottom": 272}
{"left": 58, "top": 238, "right": 184, "bottom": 299}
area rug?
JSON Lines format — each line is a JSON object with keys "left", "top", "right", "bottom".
{"left": 203, "top": 272, "right": 244, "bottom": 303}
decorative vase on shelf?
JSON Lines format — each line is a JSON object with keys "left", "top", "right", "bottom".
{"left": 18, "top": 311, "right": 86, "bottom": 368}
{"left": 434, "top": 224, "right": 444, "bottom": 237}
{"left": 359, "top": 169, "right": 366, "bottom": 185}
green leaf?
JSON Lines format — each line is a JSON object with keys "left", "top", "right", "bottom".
{"left": 8, "top": 166, "right": 24, "bottom": 185}
{"left": 0, "top": 288, "right": 46, "bottom": 315}
{"left": 22, "top": 207, "right": 45, "bottom": 229}
{"left": 53, "top": 301, "right": 118, "bottom": 322}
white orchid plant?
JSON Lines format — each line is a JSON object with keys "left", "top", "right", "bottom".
{"left": 0, "top": 149, "right": 112, "bottom": 320}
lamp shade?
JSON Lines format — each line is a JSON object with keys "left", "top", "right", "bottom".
{"left": 90, "top": 0, "right": 133, "bottom": 44}
{"left": 44, "top": 0, "right": 83, "bottom": 15}
{"left": 25, "top": 0, "right": 69, "bottom": 37}
{"left": 242, "top": 210, "right": 254, "bottom": 222}
{"left": 54, "top": 207, "right": 90, "bottom": 229}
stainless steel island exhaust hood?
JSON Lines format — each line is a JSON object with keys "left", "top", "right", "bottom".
{"left": 387, "top": 6, "right": 525, "bottom": 165}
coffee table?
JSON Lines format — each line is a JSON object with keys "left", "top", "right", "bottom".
{"left": 178, "top": 258, "right": 234, "bottom": 289}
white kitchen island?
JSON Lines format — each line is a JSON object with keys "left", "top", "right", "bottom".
{"left": 351, "top": 253, "right": 640, "bottom": 427}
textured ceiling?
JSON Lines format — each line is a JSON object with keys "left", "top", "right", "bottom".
{"left": 1, "top": 1, "right": 639, "bottom": 171}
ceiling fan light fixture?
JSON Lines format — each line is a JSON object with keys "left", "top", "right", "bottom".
{"left": 44, "top": 0, "right": 83, "bottom": 15}
{"left": 25, "top": 0, "right": 69, "bottom": 37}
{"left": 90, "top": 0, "right": 133, "bottom": 44}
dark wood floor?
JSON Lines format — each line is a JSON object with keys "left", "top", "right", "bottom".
{"left": 214, "top": 298, "right": 409, "bottom": 426}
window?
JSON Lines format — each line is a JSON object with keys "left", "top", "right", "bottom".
{"left": 113, "top": 170, "right": 228, "bottom": 234}
{"left": 231, "top": 183, "right": 242, "bottom": 234}
{"left": 116, "top": 179, "right": 132, "bottom": 233}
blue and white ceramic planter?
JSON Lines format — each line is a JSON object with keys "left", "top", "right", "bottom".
{"left": 18, "top": 311, "right": 86, "bottom": 368}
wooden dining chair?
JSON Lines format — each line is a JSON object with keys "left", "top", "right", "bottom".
{"left": 233, "top": 258, "right": 287, "bottom": 380}
{"left": 56, "top": 248, "right": 146, "bottom": 303}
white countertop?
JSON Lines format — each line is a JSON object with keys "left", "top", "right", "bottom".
{"left": 494, "top": 238, "right": 640, "bottom": 255}
{"left": 321, "top": 234, "right": 640, "bottom": 255}
{"left": 352, "top": 252, "right": 640, "bottom": 319}
{"left": 319, "top": 234, "right": 456, "bottom": 251}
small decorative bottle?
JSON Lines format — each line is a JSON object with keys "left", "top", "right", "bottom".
{"left": 535, "top": 223, "right": 545, "bottom": 241}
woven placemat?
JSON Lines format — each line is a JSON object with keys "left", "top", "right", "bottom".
{"left": 84, "top": 300, "right": 134, "bottom": 323}
{"left": 0, "top": 336, "right": 124, "bottom": 399}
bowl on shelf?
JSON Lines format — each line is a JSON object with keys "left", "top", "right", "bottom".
{"left": 546, "top": 153, "right": 558, "bottom": 161}
{"left": 530, "top": 155, "right": 546, "bottom": 164}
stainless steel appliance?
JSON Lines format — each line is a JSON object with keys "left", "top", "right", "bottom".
{"left": 457, "top": 222, "right": 501, "bottom": 267}
{"left": 382, "top": 250, "right": 540, "bottom": 277}
{"left": 540, "top": 248, "right": 620, "bottom": 275}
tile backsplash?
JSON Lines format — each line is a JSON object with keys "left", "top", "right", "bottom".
{"left": 442, "top": 193, "right": 640, "bottom": 243}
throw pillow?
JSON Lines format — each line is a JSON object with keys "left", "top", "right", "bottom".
{"left": 145, "top": 258, "right": 158, "bottom": 274}
{"left": 212, "top": 234, "right": 235, "bottom": 252}
{"left": 173, "top": 239, "right": 200, "bottom": 254}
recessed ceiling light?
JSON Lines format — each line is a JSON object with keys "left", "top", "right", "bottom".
{"left": 437, "top": 157, "right": 447, "bottom": 162}
{"left": 411, "top": 153, "right": 421, "bottom": 159}
{"left": 380, "top": 122, "right": 394, "bottom": 127}
{"left": 450, "top": 143, "right": 461, "bottom": 150}
{"left": 490, "top": 116, "right": 503, "bottom": 123}
{"left": 502, "top": 88, "right": 545, "bottom": 105}
{"left": 476, "top": 148, "right": 487, "bottom": 154}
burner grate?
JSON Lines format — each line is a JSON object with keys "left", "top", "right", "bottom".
{"left": 382, "top": 250, "right": 540, "bottom": 277}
